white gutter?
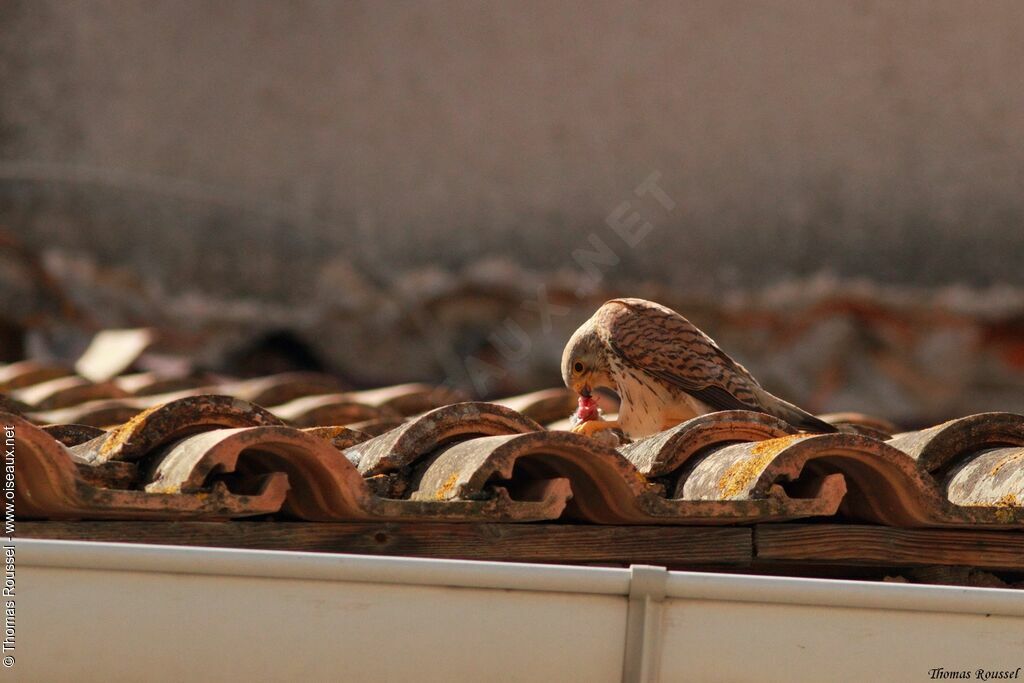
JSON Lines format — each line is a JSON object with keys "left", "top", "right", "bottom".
{"left": 19, "top": 538, "right": 1024, "bottom": 617}
{"left": 18, "top": 537, "right": 631, "bottom": 596}
{"left": 664, "top": 567, "right": 1024, "bottom": 618}
{"left": 14, "top": 539, "right": 1024, "bottom": 682}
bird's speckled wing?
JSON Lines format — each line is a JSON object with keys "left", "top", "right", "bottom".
{"left": 597, "top": 298, "right": 763, "bottom": 412}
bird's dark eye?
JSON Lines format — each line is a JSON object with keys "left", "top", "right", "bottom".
{"left": 573, "top": 361, "right": 584, "bottom": 374}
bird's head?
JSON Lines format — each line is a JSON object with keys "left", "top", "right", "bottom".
{"left": 561, "top": 324, "right": 614, "bottom": 401}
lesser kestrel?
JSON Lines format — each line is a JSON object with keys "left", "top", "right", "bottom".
{"left": 561, "top": 298, "right": 836, "bottom": 439}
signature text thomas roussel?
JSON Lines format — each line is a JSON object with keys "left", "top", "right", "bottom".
{"left": 929, "top": 669, "right": 1022, "bottom": 680}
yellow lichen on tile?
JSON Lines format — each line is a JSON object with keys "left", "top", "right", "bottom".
{"left": 435, "top": 472, "right": 460, "bottom": 500}
{"left": 144, "top": 482, "right": 181, "bottom": 495}
{"left": 994, "top": 492, "right": 1019, "bottom": 507}
{"left": 98, "top": 405, "right": 158, "bottom": 456}
{"left": 717, "top": 434, "right": 812, "bottom": 499}
{"left": 989, "top": 451, "right": 1024, "bottom": 477}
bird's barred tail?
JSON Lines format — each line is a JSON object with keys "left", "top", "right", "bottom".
{"left": 759, "top": 391, "right": 838, "bottom": 433}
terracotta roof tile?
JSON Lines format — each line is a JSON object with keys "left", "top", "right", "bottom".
{"left": 112, "top": 370, "right": 215, "bottom": 396}
{"left": 217, "top": 372, "right": 347, "bottom": 407}
{"left": 348, "top": 402, "right": 543, "bottom": 476}
{"left": 41, "top": 423, "right": 106, "bottom": 447}
{"left": 28, "top": 399, "right": 147, "bottom": 429}
{"left": 0, "top": 392, "right": 28, "bottom": 416}
{"left": 408, "top": 429, "right": 846, "bottom": 525}
{"left": 946, "top": 447, "right": 1024, "bottom": 508}
{"left": 300, "top": 425, "right": 372, "bottom": 451}
{"left": 141, "top": 424, "right": 573, "bottom": 523}
{"left": 9, "top": 412, "right": 288, "bottom": 520}
{"left": 73, "top": 327, "right": 155, "bottom": 382}
{"left": 675, "top": 432, "right": 1022, "bottom": 527}
{"left": 619, "top": 410, "right": 796, "bottom": 477}
{"left": 494, "top": 387, "right": 577, "bottom": 425}
{"left": 4, "top": 359, "right": 1022, "bottom": 530}
{"left": 0, "top": 360, "right": 72, "bottom": 392}
{"left": 887, "top": 412, "right": 1024, "bottom": 473}
{"left": 69, "top": 395, "right": 284, "bottom": 465}
{"left": 11, "top": 375, "right": 130, "bottom": 410}
{"left": 344, "top": 416, "right": 409, "bottom": 436}
{"left": 342, "top": 383, "right": 467, "bottom": 416}
{"left": 266, "top": 393, "right": 396, "bottom": 428}
{"left": 13, "top": 373, "right": 459, "bottom": 429}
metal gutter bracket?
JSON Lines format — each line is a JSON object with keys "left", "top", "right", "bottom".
{"left": 622, "top": 564, "right": 668, "bottom": 683}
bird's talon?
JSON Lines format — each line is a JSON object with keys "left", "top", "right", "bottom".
{"left": 571, "top": 420, "right": 620, "bottom": 437}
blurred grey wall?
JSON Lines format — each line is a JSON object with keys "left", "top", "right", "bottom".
{"left": 2, "top": 0, "right": 1024, "bottom": 300}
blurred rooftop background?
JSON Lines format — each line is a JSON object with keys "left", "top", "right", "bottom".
{"left": 1, "top": 1, "right": 1023, "bottom": 424}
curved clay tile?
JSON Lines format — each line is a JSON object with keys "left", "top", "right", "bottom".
{"left": 219, "top": 372, "right": 346, "bottom": 407}
{"left": 30, "top": 399, "right": 147, "bottom": 429}
{"left": 411, "top": 431, "right": 646, "bottom": 524}
{"left": 75, "top": 460, "right": 139, "bottom": 490}
{"left": 146, "top": 426, "right": 571, "bottom": 522}
{"left": 0, "top": 360, "right": 72, "bottom": 392}
{"left": 42, "top": 423, "right": 107, "bottom": 447}
{"left": 619, "top": 410, "right": 797, "bottom": 477}
{"left": 348, "top": 402, "right": 544, "bottom": 476}
{"left": 114, "top": 371, "right": 216, "bottom": 397}
{"left": 301, "top": 426, "right": 373, "bottom": 451}
{"left": 345, "top": 417, "right": 408, "bottom": 436}
{"left": 945, "top": 446, "right": 1024, "bottom": 510}
{"left": 146, "top": 426, "right": 370, "bottom": 519}
{"left": 544, "top": 416, "right": 578, "bottom": 431}
{"left": 74, "top": 327, "right": 155, "bottom": 382}
{"left": 27, "top": 385, "right": 235, "bottom": 427}
{"left": 410, "top": 430, "right": 845, "bottom": 525}
{"left": 5, "top": 411, "right": 287, "bottom": 520}
{"left": 887, "top": 412, "right": 1024, "bottom": 473}
{"left": 0, "top": 393, "right": 28, "bottom": 416}
{"left": 344, "top": 383, "right": 468, "bottom": 416}
{"left": 126, "top": 386, "right": 220, "bottom": 408}
{"left": 69, "top": 395, "right": 284, "bottom": 464}
{"left": 494, "top": 388, "right": 577, "bottom": 426}
{"left": 677, "top": 432, "right": 1023, "bottom": 528}
{"left": 11, "top": 375, "right": 130, "bottom": 410}
{"left": 268, "top": 393, "right": 398, "bottom": 428}
{"left": 30, "top": 388, "right": 218, "bottom": 425}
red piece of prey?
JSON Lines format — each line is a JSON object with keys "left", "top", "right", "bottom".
{"left": 573, "top": 394, "right": 600, "bottom": 424}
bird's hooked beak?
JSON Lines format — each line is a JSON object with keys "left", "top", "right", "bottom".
{"left": 572, "top": 376, "right": 596, "bottom": 401}
{"left": 569, "top": 363, "right": 614, "bottom": 404}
